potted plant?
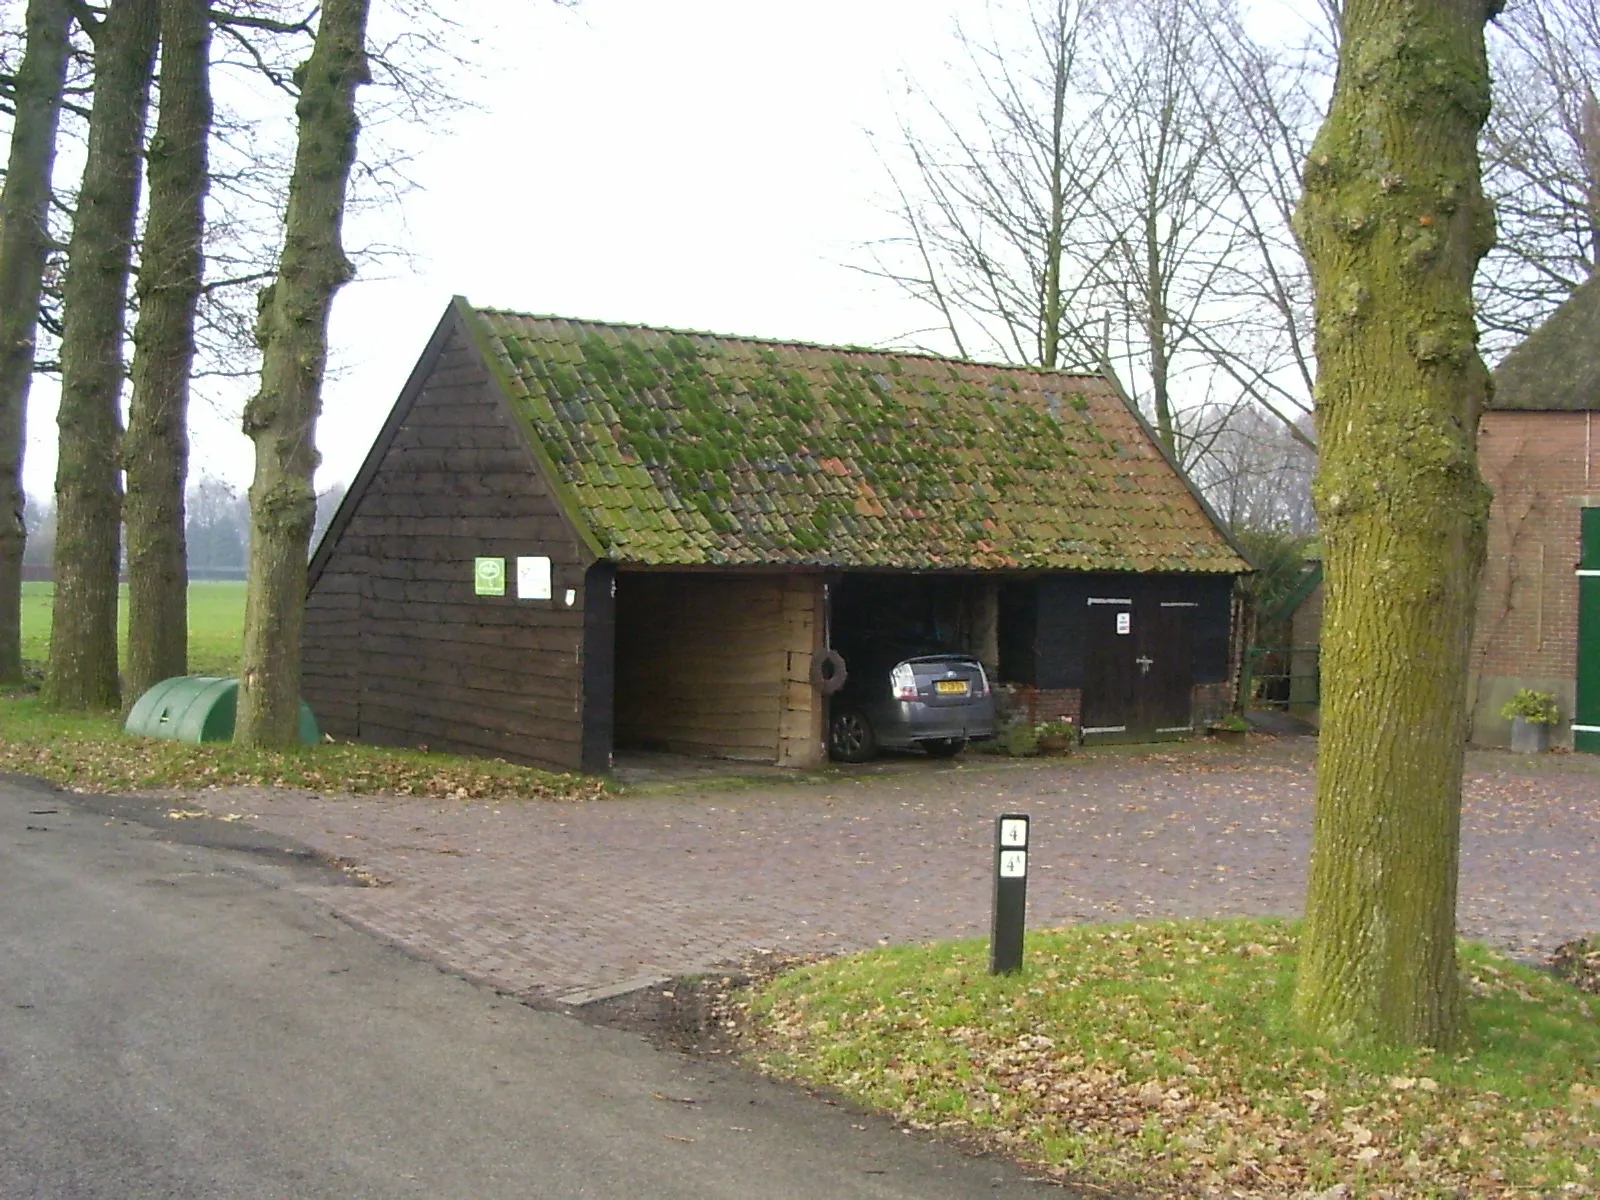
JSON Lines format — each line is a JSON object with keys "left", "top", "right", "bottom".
{"left": 1499, "top": 689, "right": 1559, "bottom": 753}
{"left": 1208, "top": 713, "right": 1250, "bottom": 744}
{"left": 1033, "top": 718, "right": 1077, "bottom": 755}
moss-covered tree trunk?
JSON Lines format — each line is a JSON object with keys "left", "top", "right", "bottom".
{"left": 1292, "top": 0, "right": 1496, "bottom": 1048}
{"left": 234, "top": 0, "right": 370, "bottom": 747}
{"left": 42, "top": 0, "right": 159, "bottom": 711}
{"left": 122, "top": 0, "right": 213, "bottom": 702}
{"left": 0, "top": 0, "right": 73, "bottom": 685}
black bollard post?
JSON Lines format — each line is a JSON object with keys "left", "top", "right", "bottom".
{"left": 989, "top": 813, "right": 1029, "bottom": 975}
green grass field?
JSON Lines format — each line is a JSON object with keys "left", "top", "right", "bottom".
{"left": 21, "top": 580, "right": 246, "bottom": 677}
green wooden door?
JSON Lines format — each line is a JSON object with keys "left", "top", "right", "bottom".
{"left": 1578, "top": 508, "right": 1600, "bottom": 754}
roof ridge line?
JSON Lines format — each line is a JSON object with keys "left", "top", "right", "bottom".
{"left": 469, "top": 304, "right": 1107, "bottom": 380}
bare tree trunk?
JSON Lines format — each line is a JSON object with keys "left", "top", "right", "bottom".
{"left": 234, "top": 0, "right": 370, "bottom": 747}
{"left": 1039, "top": 0, "right": 1076, "bottom": 370}
{"left": 0, "top": 0, "right": 73, "bottom": 685}
{"left": 1292, "top": 0, "right": 1495, "bottom": 1048}
{"left": 42, "top": 0, "right": 159, "bottom": 712}
{"left": 122, "top": 0, "right": 213, "bottom": 702}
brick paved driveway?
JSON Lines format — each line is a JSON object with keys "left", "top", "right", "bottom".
{"left": 175, "top": 739, "right": 1600, "bottom": 1003}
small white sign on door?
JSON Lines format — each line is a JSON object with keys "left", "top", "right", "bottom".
{"left": 1116, "top": 611, "right": 1131, "bottom": 635}
{"left": 516, "top": 556, "right": 552, "bottom": 600}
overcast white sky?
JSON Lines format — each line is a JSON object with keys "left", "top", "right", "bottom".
{"left": 20, "top": 0, "right": 1307, "bottom": 501}
{"left": 22, "top": 0, "right": 979, "bottom": 499}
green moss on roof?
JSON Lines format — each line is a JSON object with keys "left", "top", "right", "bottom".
{"left": 468, "top": 305, "right": 1246, "bottom": 572}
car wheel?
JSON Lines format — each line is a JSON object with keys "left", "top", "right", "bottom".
{"left": 923, "top": 738, "right": 967, "bottom": 759}
{"left": 828, "top": 708, "right": 877, "bottom": 762}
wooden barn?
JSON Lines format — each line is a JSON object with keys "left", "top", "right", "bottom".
{"left": 303, "top": 298, "right": 1250, "bottom": 773}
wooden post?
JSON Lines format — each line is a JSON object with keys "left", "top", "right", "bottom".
{"left": 778, "top": 573, "right": 825, "bottom": 767}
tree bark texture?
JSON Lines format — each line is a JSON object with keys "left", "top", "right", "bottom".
{"left": 42, "top": 0, "right": 160, "bottom": 711}
{"left": 122, "top": 0, "right": 213, "bottom": 702}
{"left": 1292, "top": 0, "right": 1496, "bottom": 1048}
{"left": 0, "top": 0, "right": 73, "bottom": 685}
{"left": 235, "top": 0, "right": 370, "bottom": 747}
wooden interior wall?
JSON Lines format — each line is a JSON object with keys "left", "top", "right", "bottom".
{"left": 614, "top": 572, "right": 821, "bottom": 764}
{"left": 302, "top": 319, "right": 594, "bottom": 772}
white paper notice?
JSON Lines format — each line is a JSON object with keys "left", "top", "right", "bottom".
{"left": 517, "top": 556, "right": 552, "bottom": 600}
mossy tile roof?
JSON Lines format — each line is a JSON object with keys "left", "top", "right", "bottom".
{"left": 466, "top": 304, "right": 1246, "bottom": 572}
{"left": 1492, "top": 274, "right": 1600, "bottom": 411}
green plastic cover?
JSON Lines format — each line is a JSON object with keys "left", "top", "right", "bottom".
{"left": 124, "top": 676, "right": 320, "bottom": 746}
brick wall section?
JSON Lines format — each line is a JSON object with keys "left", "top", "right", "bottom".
{"left": 1469, "top": 410, "right": 1600, "bottom": 745}
{"left": 995, "top": 686, "right": 1081, "bottom": 727}
{"left": 995, "top": 682, "right": 1234, "bottom": 733}
{"left": 1291, "top": 581, "right": 1323, "bottom": 651}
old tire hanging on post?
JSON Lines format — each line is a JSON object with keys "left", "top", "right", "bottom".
{"left": 812, "top": 647, "right": 847, "bottom": 694}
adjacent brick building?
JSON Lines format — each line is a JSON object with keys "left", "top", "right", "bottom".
{"left": 1469, "top": 277, "right": 1600, "bottom": 750}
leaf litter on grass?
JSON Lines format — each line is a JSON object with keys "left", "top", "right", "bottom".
{"left": 744, "top": 920, "right": 1600, "bottom": 1199}
{"left": 0, "top": 697, "right": 605, "bottom": 803}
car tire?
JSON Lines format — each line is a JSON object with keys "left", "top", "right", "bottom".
{"left": 922, "top": 738, "right": 967, "bottom": 759}
{"left": 828, "top": 708, "right": 877, "bottom": 762}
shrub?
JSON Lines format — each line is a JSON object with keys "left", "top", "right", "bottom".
{"left": 1500, "top": 688, "right": 1559, "bottom": 725}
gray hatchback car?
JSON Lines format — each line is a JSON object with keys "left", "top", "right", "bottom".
{"left": 826, "top": 639, "right": 998, "bottom": 761}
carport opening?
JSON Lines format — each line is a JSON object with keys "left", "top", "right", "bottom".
{"left": 611, "top": 570, "right": 822, "bottom": 765}
{"left": 830, "top": 574, "right": 1000, "bottom": 671}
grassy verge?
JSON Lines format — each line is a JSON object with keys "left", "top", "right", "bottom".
{"left": 0, "top": 696, "right": 605, "bottom": 802}
{"left": 744, "top": 920, "right": 1600, "bottom": 1199}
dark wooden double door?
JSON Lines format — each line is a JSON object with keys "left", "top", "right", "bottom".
{"left": 1080, "top": 596, "right": 1194, "bottom": 743}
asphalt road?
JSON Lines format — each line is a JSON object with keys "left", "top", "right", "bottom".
{"left": 0, "top": 775, "right": 1062, "bottom": 1200}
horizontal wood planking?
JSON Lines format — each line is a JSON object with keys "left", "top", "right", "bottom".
{"left": 360, "top": 676, "right": 579, "bottom": 727}
{"left": 359, "top": 658, "right": 580, "bottom": 706}
{"left": 360, "top": 605, "right": 583, "bottom": 637}
{"left": 614, "top": 573, "right": 788, "bottom": 760}
{"left": 356, "top": 716, "right": 581, "bottom": 772}
{"left": 359, "top": 691, "right": 582, "bottom": 751}
{"left": 302, "top": 323, "right": 596, "bottom": 775}
{"left": 360, "top": 629, "right": 581, "bottom": 669}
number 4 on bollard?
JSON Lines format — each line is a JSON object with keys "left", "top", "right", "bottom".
{"left": 990, "top": 813, "right": 1029, "bottom": 975}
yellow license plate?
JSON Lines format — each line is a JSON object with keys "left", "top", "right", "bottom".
{"left": 935, "top": 680, "right": 969, "bottom": 695}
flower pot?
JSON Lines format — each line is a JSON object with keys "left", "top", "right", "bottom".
{"left": 1036, "top": 734, "right": 1074, "bottom": 756}
{"left": 1510, "top": 716, "right": 1550, "bottom": 754}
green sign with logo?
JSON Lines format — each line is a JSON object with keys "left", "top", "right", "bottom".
{"left": 474, "top": 557, "right": 506, "bottom": 596}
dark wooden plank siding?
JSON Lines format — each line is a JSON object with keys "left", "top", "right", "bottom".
{"left": 1030, "top": 573, "right": 1234, "bottom": 689}
{"left": 302, "top": 319, "right": 594, "bottom": 773}
{"left": 1184, "top": 575, "right": 1235, "bottom": 685}
{"left": 582, "top": 562, "right": 616, "bottom": 773}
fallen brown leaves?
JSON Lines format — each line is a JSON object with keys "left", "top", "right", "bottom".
{"left": 744, "top": 921, "right": 1600, "bottom": 1200}
{"left": 1550, "top": 939, "right": 1600, "bottom": 996}
{"left": 0, "top": 698, "right": 607, "bottom": 803}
